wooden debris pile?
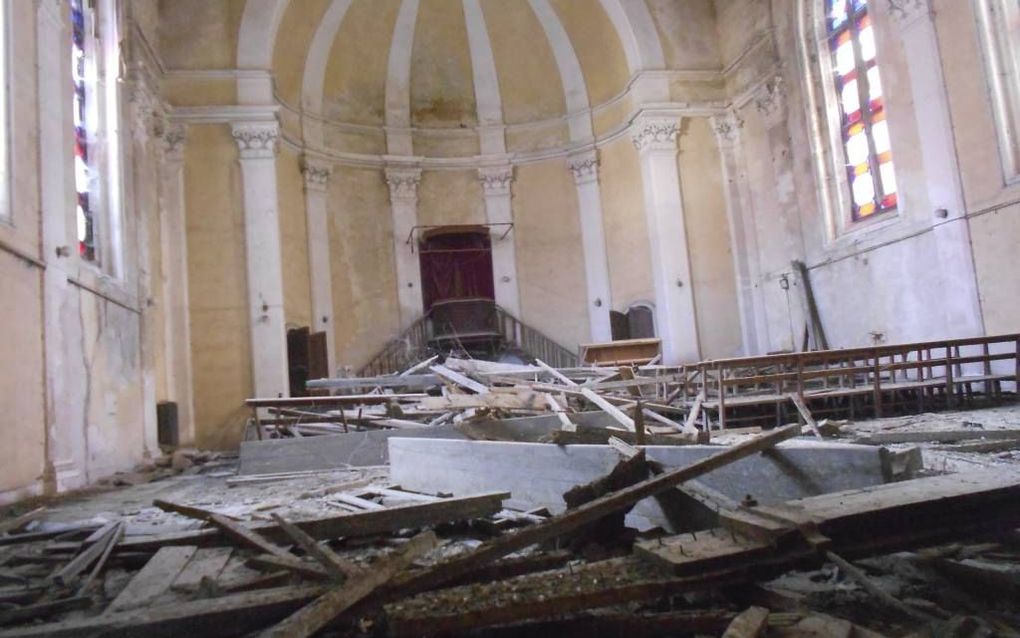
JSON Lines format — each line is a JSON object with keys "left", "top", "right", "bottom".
{"left": 1, "top": 425, "right": 1019, "bottom": 636}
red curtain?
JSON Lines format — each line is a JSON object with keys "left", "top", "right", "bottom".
{"left": 419, "top": 231, "right": 495, "bottom": 311}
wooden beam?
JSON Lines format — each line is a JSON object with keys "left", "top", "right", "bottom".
{"left": 268, "top": 514, "right": 358, "bottom": 581}
{"left": 534, "top": 359, "right": 577, "bottom": 386}
{"left": 390, "top": 425, "right": 800, "bottom": 596}
{"left": 429, "top": 365, "right": 489, "bottom": 394}
{"left": 721, "top": 606, "right": 770, "bottom": 638}
{"left": 208, "top": 513, "right": 290, "bottom": 557}
{"left": 246, "top": 395, "right": 426, "bottom": 409}
{"left": 246, "top": 554, "right": 331, "bottom": 581}
{"left": 683, "top": 391, "right": 705, "bottom": 433}
{"left": 787, "top": 393, "right": 823, "bottom": 440}
{"left": 0, "top": 508, "right": 46, "bottom": 535}
{"left": 107, "top": 546, "right": 197, "bottom": 612}
{"left": 256, "top": 532, "right": 438, "bottom": 638}
{"left": 544, "top": 393, "right": 575, "bottom": 431}
{"left": 580, "top": 388, "right": 635, "bottom": 431}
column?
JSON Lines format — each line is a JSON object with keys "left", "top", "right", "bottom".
{"left": 478, "top": 165, "right": 521, "bottom": 317}
{"left": 158, "top": 125, "right": 197, "bottom": 444}
{"left": 632, "top": 116, "right": 700, "bottom": 364}
{"left": 711, "top": 113, "right": 765, "bottom": 355}
{"left": 232, "top": 121, "right": 289, "bottom": 398}
{"left": 302, "top": 157, "right": 337, "bottom": 375}
{"left": 385, "top": 165, "right": 424, "bottom": 328}
{"left": 888, "top": 0, "right": 984, "bottom": 338}
{"left": 567, "top": 149, "right": 613, "bottom": 342}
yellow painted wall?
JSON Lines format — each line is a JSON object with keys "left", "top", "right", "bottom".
{"left": 411, "top": 0, "right": 478, "bottom": 128}
{"left": 418, "top": 171, "right": 486, "bottom": 228}
{"left": 0, "top": 253, "right": 45, "bottom": 495}
{"left": 971, "top": 204, "right": 1020, "bottom": 335}
{"left": 277, "top": 147, "right": 312, "bottom": 329}
{"left": 184, "top": 125, "right": 252, "bottom": 450}
{"left": 158, "top": 0, "right": 246, "bottom": 69}
{"left": 329, "top": 167, "right": 401, "bottom": 370}
{"left": 678, "top": 118, "right": 741, "bottom": 359}
{"left": 513, "top": 161, "right": 590, "bottom": 350}
{"left": 599, "top": 137, "right": 654, "bottom": 311}
{"left": 645, "top": 0, "right": 722, "bottom": 70}
{"left": 321, "top": 0, "right": 401, "bottom": 125}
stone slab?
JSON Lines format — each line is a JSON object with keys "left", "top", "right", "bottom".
{"left": 388, "top": 438, "right": 913, "bottom": 531}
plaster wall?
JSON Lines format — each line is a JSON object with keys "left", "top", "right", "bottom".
{"left": 513, "top": 160, "right": 590, "bottom": 350}
{"left": 184, "top": 125, "right": 252, "bottom": 450}
{"left": 417, "top": 171, "right": 486, "bottom": 228}
{"left": 328, "top": 166, "right": 401, "bottom": 371}
{"left": 276, "top": 147, "right": 312, "bottom": 328}
{"left": 678, "top": 118, "right": 741, "bottom": 359}
{"left": 158, "top": 0, "right": 245, "bottom": 70}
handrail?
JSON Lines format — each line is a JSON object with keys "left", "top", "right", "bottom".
{"left": 356, "top": 300, "right": 578, "bottom": 375}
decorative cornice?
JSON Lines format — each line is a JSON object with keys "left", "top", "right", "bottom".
{"left": 301, "top": 157, "right": 332, "bottom": 193}
{"left": 887, "top": 0, "right": 930, "bottom": 28}
{"left": 754, "top": 76, "right": 785, "bottom": 129}
{"left": 478, "top": 165, "right": 514, "bottom": 197}
{"left": 232, "top": 121, "right": 279, "bottom": 159}
{"left": 631, "top": 117, "right": 680, "bottom": 152}
{"left": 162, "top": 125, "right": 186, "bottom": 162}
{"left": 385, "top": 167, "right": 422, "bottom": 203}
{"left": 710, "top": 113, "right": 744, "bottom": 147}
{"left": 567, "top": 150, "right": 599, "bottom": 184}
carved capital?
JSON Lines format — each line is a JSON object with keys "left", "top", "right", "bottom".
{"left": 478, "top": 165, "right": 514, "bottom": 197}
{"left": 754, "top": 76, "right": 786, "bottom": 129}
{"left": 232, "top": 121, "right": 279, "bottom": 159}
{"left": 567, "top": 150, "right": 599, "bottom": 184}
{"left": 710, "top": 113, "right": 744, "bottom": 148}
{"left": 301, "top": 157, "right": 332, "bottom": 193}
{"left": 385, "top": 167, "right": 422, "bottom": 203}
{"left": 631, "top": 117, "right": 680, "bottom": 152}
{"left": 887, "top": 0, "right": 930, "bottom": 28}
{"left": 162, "top": 125, "right": 186, "bottom": 162}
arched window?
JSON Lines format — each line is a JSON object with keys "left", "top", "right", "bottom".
{"left": 825, "top": 0, "right": 897, "bottom": 220}
{"left": 72, "top": 0, "right": 97, "bottom": 261}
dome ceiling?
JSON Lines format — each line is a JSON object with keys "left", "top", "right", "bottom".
{"left": 262, "top": 0, "right": 721, "bottom": 133}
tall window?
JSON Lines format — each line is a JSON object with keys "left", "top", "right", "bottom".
{"left": 826, "top": 0, "right": 897, "bottom": 220}
{"left": 71, "top": 0, "right": 97, "bottom": 261}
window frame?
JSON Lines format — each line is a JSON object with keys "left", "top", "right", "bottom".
{"left": 974, "top": 0, "right": 1020, "bottom": 186}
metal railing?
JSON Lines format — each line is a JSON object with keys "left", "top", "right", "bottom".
{"left": 357, "top": 300, "right": 578, "bottom": 375}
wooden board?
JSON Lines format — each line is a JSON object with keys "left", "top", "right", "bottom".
{"left": 171, "top": 547, "right": 233, "bottom": 591}
{"left": 108, "top": 546, "right": 198, "bottom": 612}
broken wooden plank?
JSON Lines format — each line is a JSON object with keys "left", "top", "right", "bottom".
{"left": 0, "top": 597, "right": 91, "bottom": 628}
{"left": 856, "top": 429, "right": 1020, "bottom": 445}
{"left": 787, "top": 393, "right": 823, "bottom": 440}
{"left": 256, "top": 532, "right": 438, "bottom": 638}
{"left": 268, "top": 514, "right": 357, "bottom": 581}
{"left": 0, "top": 585, "right": 325, "bottom": 638}
{"left": 721, "top": 606, "right": 770, "bottom": 638}
{"left": 246, "top": 554, "right": 330, "bottom": 580}
{"left": 209, "top": 513, "right": 290, "bottom": 557}
{"left": 543, "top": 393, "right": 575, "bottom": 431}
{"left": 418, "top": 392, "right": 542, "bottom": 411}
{"left": 105, "top": 492, "right": 509, "bottom": 552}
{"left": 172, "top": 547, "right": 233, "bottom": 592}
{"left": 429, "top": 364, "right": 489, "bottom": 395}
{"left": 580, "top": 387, "right": 635, "bottom": 431}
{"left": 108, "top": 546, "right": 198, "bottom": 612}
{"left": 534, "top": 358, "right": 577, "bottom": 386}
{"left": 683, "top": 390, "right": 705, "bottom": 433}
{"left": 329, "top": 493, "right": 385, "bottom": 511}
{"left": 824, "top": 551, "right": 937, "bottom": 623}
{"left": 77, "top": 520, "right": 124, "bottom": 593}
{"left": 0, "top": 509, "right": 46, "bottom": 536}
{"left": 50, "top": 520, "right": 122, "bottom": 586}
{"left": 246, "top": 394, "right": 426, "bottom": 409}
{"left": 389, "top": 425, "right": 800, "bottom": 596}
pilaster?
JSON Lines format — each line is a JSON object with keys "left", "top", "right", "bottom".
{"left": 478, "top": 164, "right": 521, "bottom": 318}
{"left": 632, "top": 115, "right": 700, "bottom": 364}
{"left": 567, "top": 149, "right": 613, "bottom": 342}
{"left": 232, "top": 120, "right": 290, "bottom": 398}
{"left": 385, "top": 165, "right": 424, "bottom": 328}
{"left": 301, "top": 156, "right": 337, "bottom": 375}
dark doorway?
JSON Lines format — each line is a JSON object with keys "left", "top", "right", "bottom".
{"left": 610, "top": 305, "right": 656, "bottom": 341}
{"left": 287, "top": 327, "right": 329, "bottom": 397}
{"left": 418, "top": 227, "right": 495, "bottom": 312}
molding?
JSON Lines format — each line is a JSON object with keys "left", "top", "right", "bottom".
{"left": 754, "top": 76, "right": 786, "bottom": 129}
{"left": 887, "top": 0, "right": 931, "bottom": 28}
{"left": 162, "top": 125, "right": 186, "bottom": 162}
{"left": 385, "top": 167, "right": 422, "bottom": 203}
{"left": 164, "top": 69, "right": 273, "bottom": 80}
{"left": 631, "top": 117, "right": 681, "bottom": 152}
{"left": 568, "top": 149, "right": 599, "bottom": 184}
{"left": 478, "top": 165, "right": 514, "bottom": 197}
{"left": 710, "top": 112, "right": 744, "bottom": 147}
{"left": 170, "top": 105, "right": 279, "bottom": 125}
{"left": 301, "top": 157, "right": 332, "bottom": 192}
{"left": 232, "top": 121, "right": 280, "bottom": 159}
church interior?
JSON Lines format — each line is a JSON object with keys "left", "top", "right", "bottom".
{"left": 1, "top": 0, "right": 1020, "bottom": 635}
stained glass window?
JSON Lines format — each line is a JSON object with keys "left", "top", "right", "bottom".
{"left": 72, "top": 0, "right": 96, "bottom": 261}
{"left": 826, "top": 0, "right": 897, "bottom": 220}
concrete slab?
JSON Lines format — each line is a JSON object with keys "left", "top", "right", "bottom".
{"left": 387, "top": 438, "right": 915, "bottom": 531}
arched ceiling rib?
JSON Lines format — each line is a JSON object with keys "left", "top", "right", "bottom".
{"left": 527, "top": 0, "right": 593, "bottom": 141}
{"left": 463, "top": 0, "right": 504, "bottom": 132}
{"left": 302, "top": 0, "right": 353, "bottom": 114}
{"left": 237, "top": 0, "right": 290, "bottom": 69}
{"left": 385, "top": 0, "right": 420, "bottom": 137}
{"left": 597, "top": 0, "right": 665, "bottom": 72}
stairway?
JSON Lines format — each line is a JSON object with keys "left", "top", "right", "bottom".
{"left": 357, "top": 299, "right": 578, "bottom": 376}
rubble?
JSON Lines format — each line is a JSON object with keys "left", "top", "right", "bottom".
{"left": 0, "top": 349, "right": 1018, "bottom": 636}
